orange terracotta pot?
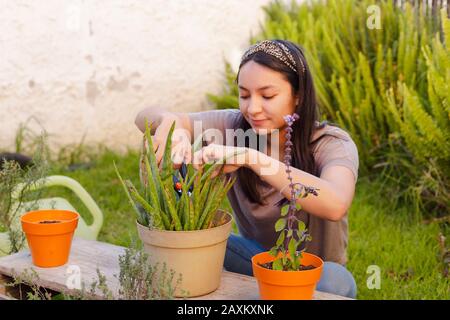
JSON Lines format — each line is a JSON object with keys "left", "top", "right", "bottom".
{"left": 252, "top": 251, "right": 323, "bottom": 300}
{"left": 21, "top": 210, "right": 79, "bottom": 268}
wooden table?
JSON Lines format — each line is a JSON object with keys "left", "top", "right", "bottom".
{"left": 0, "top": 238, "right": 350, "bottom": 300}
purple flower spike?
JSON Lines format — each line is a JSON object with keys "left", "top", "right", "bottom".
{"left": 283, "top": 115, "right": 291, "bottom": 123}
{"left": 272, "top": 112, "right": 318, "bottom": 271}
{"left": 283, "top": 113, "right": 299, "bottom": 126}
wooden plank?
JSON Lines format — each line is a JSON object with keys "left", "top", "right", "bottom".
{"left": 191, "top": 270, "right": 260, "bottom": 300}
{"left": 0, "top": 238, "right": 124, "bottom": 299}
{"left": 0, "top": 238, "right": 351, "bottom": 300}
{"left": 0, "top": 293, "right": 15, "bottom": 300}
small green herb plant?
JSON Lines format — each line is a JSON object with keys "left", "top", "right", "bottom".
{"left": 114, "top": 121, "right": 236, "bottom": 230}
{"left": 8, "top": 246, "right": 181, "bottom": 300}
{"left": 0, "top": 136, "right": 49, "bottom": 255}
{"left": 269, "top": 114, "right": 319, "bottom": 271}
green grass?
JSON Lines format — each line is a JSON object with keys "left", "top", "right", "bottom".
{"left": 348, "top": 178, "right": 449, "bottom": 299}
{"left": 40, "top": 149, "right": 448, "bottom": 299}
{"left": 43, "top": 149, "right": 141, "bottom": 247}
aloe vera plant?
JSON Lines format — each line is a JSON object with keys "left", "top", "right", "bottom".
{"left": 114, "top": 121, "right": 236, "bottom": 231}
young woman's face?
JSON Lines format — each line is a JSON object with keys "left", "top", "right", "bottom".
{"left": 238, "top": 60, "right": 299, "bottom": 135}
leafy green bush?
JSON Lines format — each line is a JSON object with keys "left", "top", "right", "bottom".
{"left": 208, "top": 0, "right": 449, "bottom": 217}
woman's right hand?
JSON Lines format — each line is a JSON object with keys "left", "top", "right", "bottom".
{"left": 152, "top": 116, "right": 192, "bottom": 169}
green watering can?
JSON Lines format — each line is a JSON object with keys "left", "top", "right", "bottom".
{"left": 0, "top": 175, "right": 104, "bottom": 256}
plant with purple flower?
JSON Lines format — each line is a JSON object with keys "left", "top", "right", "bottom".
{"left": 268, "top": 113, "right": 319, "bottom": 271}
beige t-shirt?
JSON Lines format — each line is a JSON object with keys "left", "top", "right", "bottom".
{"left": 188, "top": 109, "right": 359, "bottom": 265}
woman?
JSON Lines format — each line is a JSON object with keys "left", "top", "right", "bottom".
{"left": 135, "top": 40, "right": 359, "bottom": 298}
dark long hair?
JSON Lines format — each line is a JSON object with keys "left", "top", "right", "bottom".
{"left": 236, "top": 40, "right": 325, "bottom": 205}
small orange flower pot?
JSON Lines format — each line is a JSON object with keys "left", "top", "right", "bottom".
{"left": 21, "top": 210, "right": 79, "bottom": 268}
{"left": 252, "top": 251, "right": 323, "bottom": 300}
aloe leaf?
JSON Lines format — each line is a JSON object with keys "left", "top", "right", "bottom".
{"left": 144, "top": 121, "right": 167, "bottom": 220}
{"left": 188, "top": 198, "right": 195, "bottom": 231}
{"left": 161, "top": 121, "right": 176, "bottom": 181}
{"left": 201, "top": 175, "right": 235, "bottom": 229}
{"left": 143, "top": 150, "right": 159, "bottom": 208}
{"left": 187, "top": 163, "right": 195, "bottom": 180}
{"left": 178, "top": 173, "right": 191, "bottom": 230}
{"left": 185, "top": 170, "right": 198, "bottom": 192}
{"left": 195, "top": 176, "right": 215, "bottom": 228}
{"left": 191, "top": 167, "right": 202, "bottom": 230}
{"left": 191, "top": 132, "right": 204, "bottom": 154}
{"left": 144, "top": 156, "right": 170, "bottom": 229}
{"left": 196, "top": 177, "right": 223, "bottom": 229}
{"left": 200, "top": 149, "right": 246, "bottom": 184}
{"left": 176, "top": 191, "right": 185, "bottom": 229}
{"left": 127, "top": 180, "right": 163, "bottom": 229}
{"left": 113, "top": 161, "right": 147, "bottom": 226}
{"left": 144, "top": 120, "right": 159, "bottom": 178}
{"left": 161, "top": 184, "right": 182, "bottom": 231}
{"left": 139, "top": 142, "right": 148, "bottom": 196}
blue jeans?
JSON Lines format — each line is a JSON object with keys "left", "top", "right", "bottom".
{"left": 224, "top": 234, "right": 357, "bottom": 299}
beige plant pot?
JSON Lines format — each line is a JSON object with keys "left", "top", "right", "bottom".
{"left": 136, "top": 210, "right": 233, "bottom": 297}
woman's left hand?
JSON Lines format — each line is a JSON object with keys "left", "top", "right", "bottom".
{"left": 191, "top": 143, "right": 249, "bottom": 176}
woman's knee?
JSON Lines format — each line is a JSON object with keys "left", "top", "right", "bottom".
{"left": 316, "top": 262, "right": 357, "bottom": 299}
{"left": 223, "top": 234, "right": 265, "bottom": 276}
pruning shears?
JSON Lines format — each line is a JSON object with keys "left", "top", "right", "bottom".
{"left": 173, "top": 162, "right": 193, "bottom": 198}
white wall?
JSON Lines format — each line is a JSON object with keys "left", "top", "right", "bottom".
{"left": 0, "top": 0, "right": 282, "bottom": 153}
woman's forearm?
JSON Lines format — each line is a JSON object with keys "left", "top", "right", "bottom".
{"left": 135, "top": 107, "right": 192, "bottom": 137}
{"left": 245, "top": 149, "right": 348, "bottom": 221}
{"left": 135, "top": 106, "right": 175, "bottom": 133}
